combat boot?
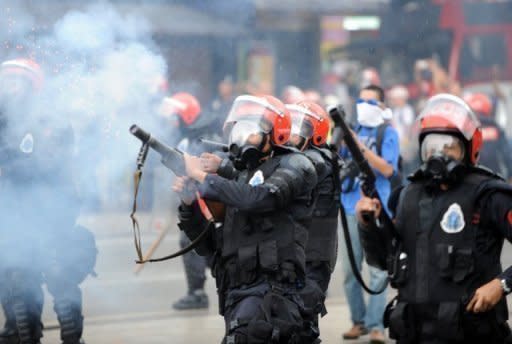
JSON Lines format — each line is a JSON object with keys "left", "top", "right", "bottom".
{"left": 61, "top": 339, "right": 85, "bottom": 344}
{"left": 172, "top": 289, "right": 209, "bottom": 310}
{"left": 0, "top": 326, "right": 18, "bottom": 344}
{"left": 54, "top": 299, "right": 84, "bottom": 344}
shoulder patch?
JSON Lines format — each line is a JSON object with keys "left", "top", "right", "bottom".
{"left": 20, "top": 133, "right": 34, "bottom": 154}
{"left": 248, "top": 170, "right": 264, "bottom": 186}
{"left": 440, "top": 203, "right": 465, "bottom": 234}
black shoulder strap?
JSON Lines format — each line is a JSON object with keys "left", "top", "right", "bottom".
{"left": 376, "top": 123, "right": 389, "bottom": 156}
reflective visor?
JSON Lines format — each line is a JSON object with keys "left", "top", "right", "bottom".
{"left": 420, "top": 133, "right": 465, "bottom": 162}
{"left": 229, "top": 120, "right": 265, "bottom": 147}
{"left": 224, "top": 95, "right": 282, "bottom": 138}
{"left": 286, "top": 104, "right": 316, "bottom": 140}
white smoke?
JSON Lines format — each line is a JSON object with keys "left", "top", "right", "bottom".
{"left": 0, "top": 0, "right": 177, "bottom": 332}
{"left": 25, "top": 2, "right": 171, "bottom": 210}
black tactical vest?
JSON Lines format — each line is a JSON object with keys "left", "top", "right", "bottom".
{"left": 219, "top": 153, "right": 315, "bottom": 289}
{"left": 395, "top": 172, "right": 505, "bottom": 305}
{"left": 304, "top": 147, "right": 340, "bottom": 269}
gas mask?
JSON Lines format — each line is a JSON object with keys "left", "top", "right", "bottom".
{"left": 420, "top": 133, "right": 466, "bottom": 185}
{"left": 228, "top": 120, "right": 270, "bottom": 171}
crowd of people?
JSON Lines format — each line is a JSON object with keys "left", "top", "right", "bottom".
{"left": 2, "top": 51, "right": 512, "bottom": 344}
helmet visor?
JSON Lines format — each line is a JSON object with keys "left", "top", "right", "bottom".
{"left": 420, "top": 133, "right": 465, "bottom": 162}
{"left": 229, "top": 120, "right": 266, "bottom": 148}
{"left": 224, "top": 95, "right": 283, "bottom": 134}
{"left": 287, "top": 105, "right": 315, "bottom": 140}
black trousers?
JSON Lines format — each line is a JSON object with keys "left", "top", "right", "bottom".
{"left": 221, "top": 280, "right": 309, "bottom": 344}
{"left": 179, "top": 231, "right": 207, "bottom": 292}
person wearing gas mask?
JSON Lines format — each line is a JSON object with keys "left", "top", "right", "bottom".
{"left": 285, "top": 101, "right": 339, "bottom": 342}
{"left": 357, "top": 94, "right": 512, "bottom": 343}
{"left": 340, "top": 84, "right": 400, "bottom": 343}
{"left": 159, "top": 92, "right": 223, "bottom": 311}
{"left": 0, "top": 58, "right": 96, "bottom": 344}
{"left": 464, "top": 93, "right": 512, "bottom": 184}
{"left": 173, "top": 94, "right": 318, "bottom": 343}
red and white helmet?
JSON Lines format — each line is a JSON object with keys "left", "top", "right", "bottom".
{"left": 224, "top": 94, "right": 291, "bottom": 146}
{"left": 0, "top": 58, "right": 44, "bottom": 90}
{"left": 161, "top": 92, "right": 201, "bottom": 126}
{"left": 286, "top": 101, "right": 331, "bottom": 147}
{"left": 463, "top": 93, "right": 492, "bottom": 118}
{"left": 418, "top": 94, "right": 482, "bottom": 164}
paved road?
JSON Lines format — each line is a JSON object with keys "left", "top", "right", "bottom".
{"left": 2, "top": 211, "right": 512, "bottom": 343}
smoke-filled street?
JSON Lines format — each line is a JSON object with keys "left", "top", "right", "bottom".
{"left": 2, "top": 0, "right": 512, "bottom": 343}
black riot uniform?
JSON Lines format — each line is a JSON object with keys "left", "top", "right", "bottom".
{"left": 169, "top": 94, "right": 224, "bottom": 310}
{"left": 358, "top": 94, "right": 512, "bottom": 343}
{"left": 303, "top": 146, "right": 340, "bottom": 289}
{"left": 0, "top": 59, "right": 96, "bottom": 344}
{"left": 360, "top": 167, "right": 512, "bottom": 343}
{"left": 298, "top": 146, "right": 340, "bottom": 340}
{"left": 0, "top": 115, "right": 96, "bottom": 344}
{"left": 178, "top": 149, "right": 318, "bottom": 343}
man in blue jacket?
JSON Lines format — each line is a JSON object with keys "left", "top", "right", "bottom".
{"left": 340, "top": 84, "right": 400, "bottom": 343}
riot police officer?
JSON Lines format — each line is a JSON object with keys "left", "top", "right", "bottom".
{"left": 464, "top": 92, "right": 512, "bottom": 183}
{"left": 173, "top": 94, "right": 318, "bottom": 343}
{"left": 0, "top": 58, "right": 96, "bottom": 344}
{"left": 285, "top": 101, "right": 340, "bottom": 340}
{"left": 161, "top": 92, "right": 222, "bottom": 310}
{"left": 356, "top": 94, "right": 512, "bottom": 343}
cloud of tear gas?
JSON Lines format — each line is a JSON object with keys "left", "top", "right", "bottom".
{"left": 0, "top": 3, "right": 37, "bottom": 47}
{"left": 2, "top": 1, "right": 174, "bottom": 210}
{"left": 0, "top": 0, "right": 179, "bottom": 325}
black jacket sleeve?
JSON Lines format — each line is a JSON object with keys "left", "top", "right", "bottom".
{"left": 198, "top": 153, "right": 317, "bottom": 213}
{"left": 358, "top": 222, "right": 389, "bottom": 270}
{"left": 216, "top": 157, "right": 239, "bottom": 180}
{"left": 177, "top": 201, "right": 216, "bottom": 257}
{"left": 478, "top": 189, "right": 512, "bottom": 283}
{"left": 358, "top": 186, "right": 404, "bottom": 271}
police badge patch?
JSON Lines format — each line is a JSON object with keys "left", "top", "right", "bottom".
{"left": 20, "top": 133, "right": 34, "bottom": 154}
{"left": 440, "top": 203, "right": 465, "bottom": 234}
{"left": 248, "top": 170, "right": 264, "bottom": 186}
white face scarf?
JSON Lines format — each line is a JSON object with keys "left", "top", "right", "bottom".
{"left": 357, "top": 102, "right": 384, "bottom": 127}
{"left": 382, "top": 108, "right": 393, "bottom": 121}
